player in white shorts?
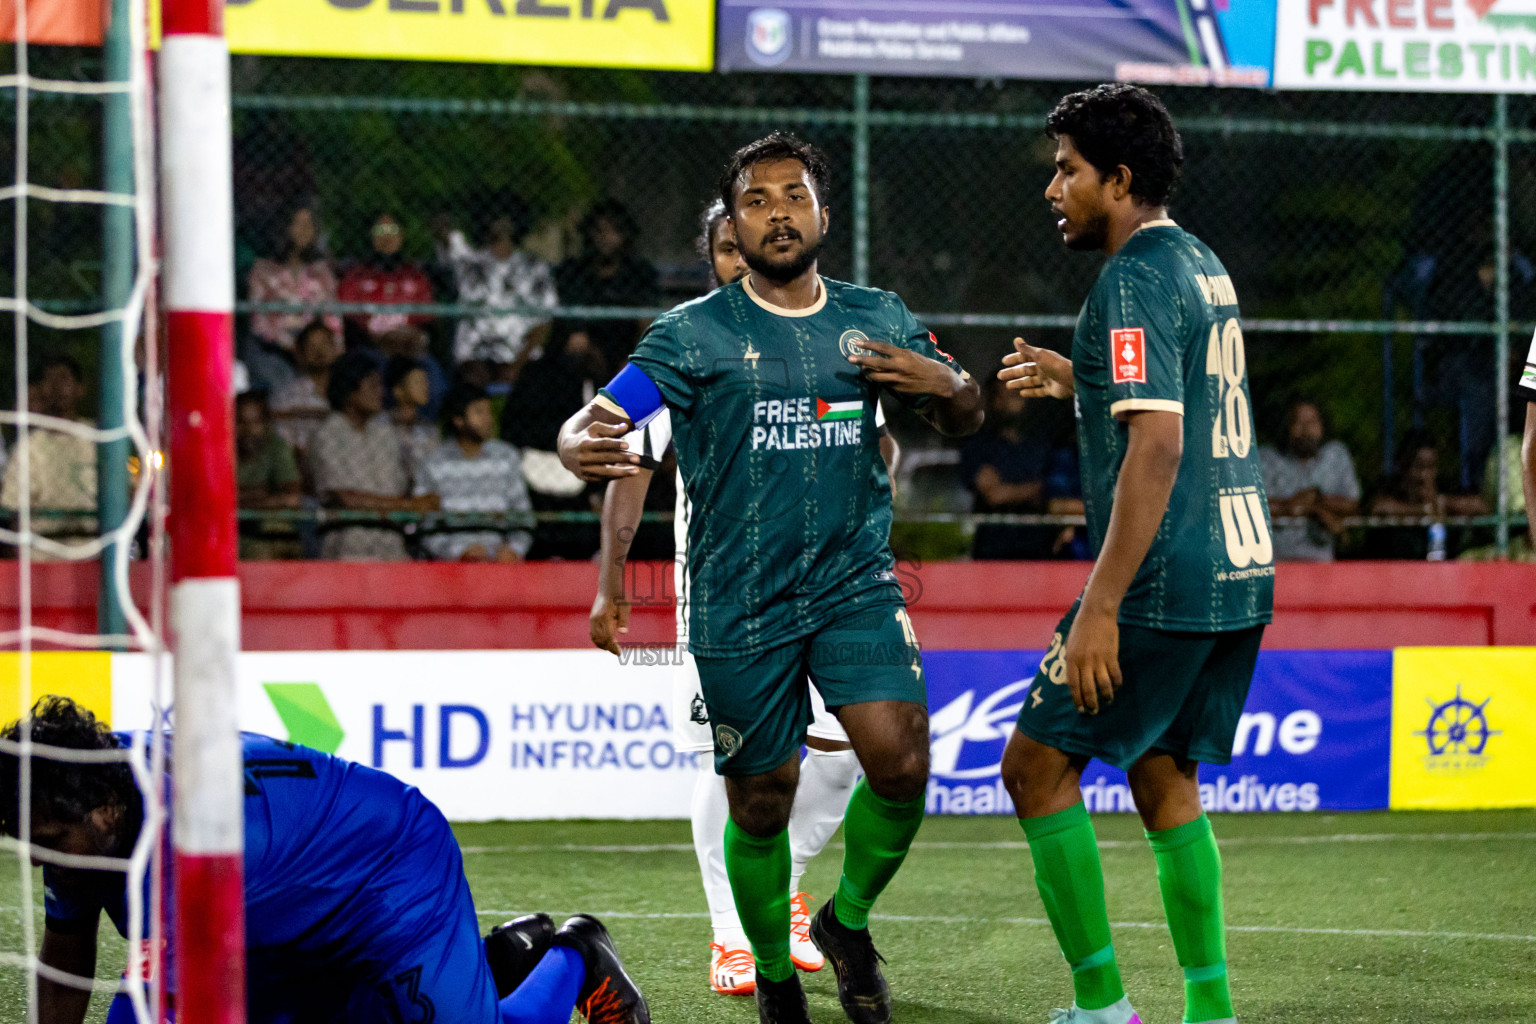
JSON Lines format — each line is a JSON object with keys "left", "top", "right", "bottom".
{"left": 589, "top": 200, "right": 898, "bottom": 997}
{"left": 1521, "top": 329, "right": 1535, "bottom": 534}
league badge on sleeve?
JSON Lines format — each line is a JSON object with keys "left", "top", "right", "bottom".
{"left": 1111, "top": 328, "right": 1148, "bottom": 384}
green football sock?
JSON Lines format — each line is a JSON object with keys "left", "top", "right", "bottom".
{"left": 1020, "top": 802, "right": 1125, "bottom": 1012}
{"left": 834, "top": 779, "right": 925, "bottom": 930}
{"left": 1147, "top": 814, "right": 1233, "bottom": 1023}
{"left": 723, "top": 820, "right": 794, "bottom": 982}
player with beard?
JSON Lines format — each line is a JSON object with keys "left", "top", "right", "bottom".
{"left": 560, "top": 133, "right": 983, "bottom": 1024}
{"left": 998, "top": 84, "right": 1272, "bottom": 1024}
{"left": 589, "top": 199, "right": 899, "bottom": 998}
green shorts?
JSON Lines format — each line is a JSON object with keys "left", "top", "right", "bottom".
{"left": 694, "top": 601, "right": 926, "bottom": 776}
{"left": 1013, "top": 601, "right": 1265, "bottom": 771}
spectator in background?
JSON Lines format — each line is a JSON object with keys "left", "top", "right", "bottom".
{"left": 337, "top": 213, "right": 434, "bottom": 349}
{"left": 436, "top": 200, "right": 558, "bottom": 381}
{"left": 501, "top": 325, "right": 603, "bottom": 559}
{"left": 386, "top": 356, "right": 439, "bottom": 485}
{"left": 235, "top": 390, "right": 302, "bottom": 560}
{"left": 245, "top": 205, "right": 340, "bottom": 395}
{"left": 553, "top": 199, "right": 658, "bottom": 376}
{"left": 1364, "top": 431, "right": 1488, "bottom": 560}
{"left": 1042, "top": 436, "right": 1090, "bottom": 560}
{"left": 1260, "top": 397, "right": 1361, "bottom": 561}
{"left": 1, "top": 356, "right": 96, "bottom": 555}
{"left": 307, "top": 352, "right": 438, "bottom": 561}
{"left": 959, "top": 381, "right": 1060, "bottom": 559}
{"left": 415, "top": 383, "right": 533, "bottom": 563}
{"left": 269, "top": 319, "right": 339, "bottom": 454}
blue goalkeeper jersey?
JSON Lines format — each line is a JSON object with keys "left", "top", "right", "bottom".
{"left": 45, "top": 732, "right": 486, "bottom": 1011}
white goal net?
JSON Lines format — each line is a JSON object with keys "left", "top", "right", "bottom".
{"left": 2, "top": 0, "right": 170, "bottom": 1018}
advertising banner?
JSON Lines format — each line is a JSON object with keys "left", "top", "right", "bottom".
{"left": 0, "top": 0, "right": 103, "bottom": 45}
{"left": 0, "top": 651, "right": 113, "bottom": 723}
{"left": 925, "top": 649, "right": 1394, "bottom": 815}
{"left": 1274, "top": 0, "right": 1536, "bottom": 92}
{"left": 221, "top": 0, "right": 714, "bottom": 71}
{"left": 111, "top": 650, "right": 702, "bottom": 821}
{"left": 1389, "top": 648, "right": 1536, "bottom": 809}
{"left": 717, "top": 0, "right": 1276, "bottom": 85}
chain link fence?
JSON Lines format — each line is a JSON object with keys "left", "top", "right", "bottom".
{"left": 4, "top": 48, "right": 1533, "bottom": 561}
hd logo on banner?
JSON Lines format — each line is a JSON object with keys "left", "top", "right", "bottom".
{"left": 1390, "top": 648, "right": 1536, "bottom": 810}
{"left": 925, "top": 650, "right": 1394, "bottom": 815}
{"left": 218, "top": 0, "right": 714, "bottom": 70}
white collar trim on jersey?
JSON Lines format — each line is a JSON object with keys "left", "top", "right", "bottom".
{"left": 1132, "top": 218, "right": 1178, "bottom": 236}
{"left": 742, "top": 274, "right": 827, "bottom": 318}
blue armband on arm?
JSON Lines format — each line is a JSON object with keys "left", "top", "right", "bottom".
{"left": 598, "top": 363, "right": 665, "bottom": 427}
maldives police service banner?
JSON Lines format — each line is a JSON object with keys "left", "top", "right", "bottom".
{"left": 217, "top": 0, "right": 714, "bottom": 70}
{"left": 716, "top": 0, "right": 1277, "bottom": 85}
{"left": 1274, "top": 0, "right": 1536, "bottom": 91}
{"left": 924, "top": 650, "right": 1394, "bottom": 816}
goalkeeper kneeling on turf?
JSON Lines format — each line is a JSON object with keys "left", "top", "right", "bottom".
{"left": 0, "top": 696, "right": 649, "bottom": 1024}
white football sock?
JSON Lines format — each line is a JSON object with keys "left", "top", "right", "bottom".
{"left": 787, "top": 747, "right": 861, "bottom": 893}
{"left": 690, "top": 762, "right": 746, "bottom": 946}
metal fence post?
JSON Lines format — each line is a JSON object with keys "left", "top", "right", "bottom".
{"left": 853, "top": 73, "right": 870, "bottom": 287}
{"left": 98, "top": 0, "right": 134, "bottom": 642}
{"left": 1493, "top": 93, "right": 1511, "bottom": 558}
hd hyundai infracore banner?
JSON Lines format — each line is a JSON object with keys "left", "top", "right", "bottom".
{"left": 716, "top": 0, "right": 1278, "bottom": 85}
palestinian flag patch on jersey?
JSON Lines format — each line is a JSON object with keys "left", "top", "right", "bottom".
{"left": 817, "top": 398, "right": 862, "bottom": 421}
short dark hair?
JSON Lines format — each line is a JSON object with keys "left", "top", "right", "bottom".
{"left": 440, "top": 381, "right": 489, "bottom": 431}
{"left": 327, "top": 350, "right": 381, "bottom": 412}
{"left": 32, "top": 354, "right": 85, "bottom": 386}
{"left": 578, "top": 199, "right": 639, "bottom": 248}
{"left": 1, "top": 697, "right": 136, "bottom": 840}
{"left": 696, "top": 199, "right": 729, "bottom": 262}
{"left": 236, "top": 389, "right": 271, "bottom": 416}
{"left": 1279, "top": 395, "right": 1325, "bottom": 438}
{"left": 1045, "top": 84, "right": 1184, "bottom": 208}
{"left": 384, "top": 355, "right": 427, "bottom": 394}
{"left": 717, "top": 132, "right": 831, "bottom": 215}
{"left": 295, "top": 319, "right": 333, "bottom": 353}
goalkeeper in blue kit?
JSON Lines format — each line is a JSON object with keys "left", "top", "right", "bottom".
{"left": 2, "top": 697, "right": 648, "bottom": 1024}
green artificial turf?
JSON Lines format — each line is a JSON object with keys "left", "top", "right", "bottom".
{"left": 4, "top": 811, "right": 1534, "bottom": 1023}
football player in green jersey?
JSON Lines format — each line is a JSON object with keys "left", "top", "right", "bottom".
{"left": 996, "top": 85, "right": 1274, "bottom": 1024}
{"left": 559, "top": 133, "right": 983, "bottom": 1024}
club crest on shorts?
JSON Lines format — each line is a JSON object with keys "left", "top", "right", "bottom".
{"left": 1111, "top": 327, "right": 1147, "bottom": 384}
{"left": 715, "top": 724, "right": 743, "bottom": 759}
{"left": 839, "top": 329, "right": 871, "bottom": 359}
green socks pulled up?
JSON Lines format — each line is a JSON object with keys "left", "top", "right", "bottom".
{"left": 723, "top": 820, "right": 794, "bottom": 982}
{"left": 1019, "top": 802, "right": 1125, "bottom": 1012}
{"left": 1148, "top": 814, "right": 1233, "bottom": 1024}
{"left": 834, "top": 779, "right": 926, "bottom": 930}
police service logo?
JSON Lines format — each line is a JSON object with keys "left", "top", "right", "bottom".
{"left": 1414, "top": 683, "right": 1502, "bottom": 774}
{"left": 715, "top": 723, "right": 743, "bottom": 759}
{"left": 690, "top": 694, "right": 709, "bottom": 726}
{"left": 746, "top": 9, "right": 792, "bottom": 66}
{"left": 838, "top": 328, "right": 870, "bottom": 359}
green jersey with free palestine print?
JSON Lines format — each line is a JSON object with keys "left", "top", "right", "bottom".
{"left": 606, "top": 275, "right": 966, "bottom": 657}
{"left": 1072, "top": 223, "right": 1274, "bottom": 632}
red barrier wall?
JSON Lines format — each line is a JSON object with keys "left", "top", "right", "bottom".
{"left": 4, "top": 561, "right": 1533, "bottom": 650}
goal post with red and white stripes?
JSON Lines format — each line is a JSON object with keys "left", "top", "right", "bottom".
{"left": 158, "top": 0, "right": 247, "bottom": 1017}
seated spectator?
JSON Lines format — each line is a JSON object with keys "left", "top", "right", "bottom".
{"left": 1364, "top": 431, "right": 1489, "bottom": 560}
{"left": 415, "top": 383, "right": 533, "bottom": 563}
{"left": 1, "top": 355, "right": 96, "bottom": 556}
{"left": 337, "top": 213, "right": 434, "bottom": 349}
{"left": 245, "top": 205, "right": 341, "bottom": 395}
{"left": 236, "top": 391, "right": 302, "bottom": 560}
{"left": 501, "top": 328, "right": 603, "bottom": 559}
{"left": 307, "top": 352, "right": 438, "bottom": 561}
{"left": 270, "top": 319, "right": 339, "bottom": 454}
{"left": 376, "top": 326, "right": 448, "bottom": 419}
{"left": 553, "top": 199, "right": 659, "bottom": 376}
{"left": 1043, "top": 439, "right": 1091, "bottom": 560}
{"left": 385, "top": 356, "right": 439, "bottom": 485}
{"left": 436, "top": 201, "right": 557, "bottom": 379}
{"left": 960, "top": 382, "right": 1060, "bottom": 559}
{"left": 1260, "top": 397, "right": 1361, "bottom": 562}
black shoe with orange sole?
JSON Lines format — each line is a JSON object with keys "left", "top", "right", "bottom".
{"left": 552, "top": 914, "right": 651, "bottom": 1024}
